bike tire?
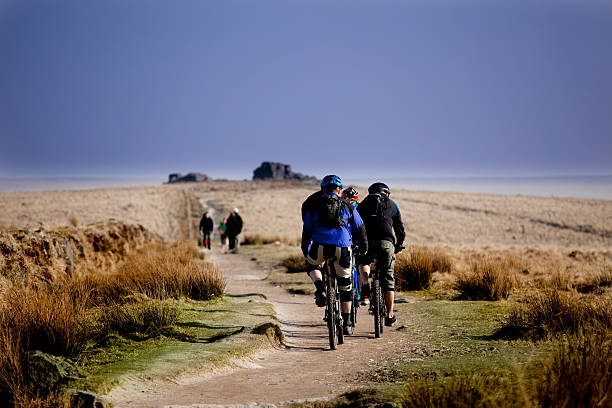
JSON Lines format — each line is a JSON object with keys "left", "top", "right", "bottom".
{"left": 379, "top": 282, "right": 385, "bottom": 334}
{"left": 327, "top": 278, "right": 337, "bottom": 350}
{"left": 337, "top": 299, "right": 344, "bottom": 345}
{"left": 373, "top": 278, "right": 382, "bottom": 338}
{"left": 351, "top": 286, "right": 357, "bottom": 327}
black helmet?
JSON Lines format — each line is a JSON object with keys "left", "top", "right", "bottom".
{"left": 342, "top": 186, "right": 359, "bottom": 200}
{"left": 368, "top": 182, "right": 390, "bottom": 196}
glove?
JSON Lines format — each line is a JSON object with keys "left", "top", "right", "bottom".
{"left": 394, "top": 244, "right": 405, "bottom": 254}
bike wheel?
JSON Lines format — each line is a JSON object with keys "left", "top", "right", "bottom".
{"left": 379, "top": 283, "right": 385, "bottom": 334}
{"left": 372, "top": 279, "right": 382, "bottom": 338}
{"left": 337, "top": 296, "right": 344, "bottom": 345}
{"left": 351, "top": 285, "right": 357, "bottom": 327}
{"left": 327, "top": 280, "right": 337, "bottom": 350}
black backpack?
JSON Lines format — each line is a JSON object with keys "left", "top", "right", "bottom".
{"left": 317, "top": 194, "right": 350, "bottom": 228}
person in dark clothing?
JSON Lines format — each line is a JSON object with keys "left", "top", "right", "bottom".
{"left": 356, "top": 182, "right": 406, "bottom": 327}
{"left": 199, "top": 212, "right": 214, "bottom": 249}
{"left": 225, "top": 208, "right": 243, "bottom": 252}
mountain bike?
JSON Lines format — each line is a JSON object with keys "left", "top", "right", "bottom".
{"left": 370, "top": 267, "right": 386, "bottom": 338}
{"left": 323, "top": 260, "right": 344, "bottom": 350}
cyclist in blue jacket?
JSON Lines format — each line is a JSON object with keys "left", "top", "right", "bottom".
{"left": 302, "top": 175, "right": 368, "bottom": 333}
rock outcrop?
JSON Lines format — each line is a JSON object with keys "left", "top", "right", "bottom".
{"left": 252, "top": 162, "right": 317, "bottom": 182}
{"left": 0, "top": 221, "right": 161, "bottom": 285}
{"left": 167, "top": 173, "right": 209, "bottom": 183}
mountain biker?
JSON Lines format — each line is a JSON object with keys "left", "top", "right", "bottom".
{"left": 356, "top": 182, "right": 405, "bottom": 327}
{"left": 301, "top": 174, "right": 368, "bottom": 334}
{"left": 342, "top": 186, "right": 359, "bottom": 209}
{"left": 342, "top": 186, "right": 365, "bottom": 306}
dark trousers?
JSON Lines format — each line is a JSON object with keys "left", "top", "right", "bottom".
{"left": 228, "top": 234, "right": 238, "bottom": 250}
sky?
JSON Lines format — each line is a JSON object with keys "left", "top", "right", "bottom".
{"left": 1, "top": 0, "right": 611, "bottom": 181}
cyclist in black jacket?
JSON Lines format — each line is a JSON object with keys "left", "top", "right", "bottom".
{"left": 356, "top": 182, "right": 405, "bottom": 326}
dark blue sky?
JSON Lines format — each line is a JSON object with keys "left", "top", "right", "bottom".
{"left": 1, "top": 0, "right": 611, "bottom": 180}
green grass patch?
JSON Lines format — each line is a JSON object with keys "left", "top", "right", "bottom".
{"left": 240, "top": 245, "right": 314, "bottom": 295}
{"left": 70, "top": 296, "right": 278, "bottom": 394}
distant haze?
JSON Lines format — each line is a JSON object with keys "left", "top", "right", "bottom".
{"left": 1, "top": 0, "right": 611, "bottom": 180}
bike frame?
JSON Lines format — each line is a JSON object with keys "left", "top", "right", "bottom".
{"left": 370, "top": 267, "right": 387, "bottom": 338}
{"left": 323, "top": 260, "right": 343, "bottom": 350}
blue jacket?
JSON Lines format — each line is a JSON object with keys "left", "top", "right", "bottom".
{"left": 302, "top": 192, "right": 365, "bottom": 247}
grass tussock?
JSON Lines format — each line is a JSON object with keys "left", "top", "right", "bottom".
{"left": 70, "top": 242, "right": 224, "bottom": 305}
{"left": 399, "top": 329, "right": 612, "bottom": 408}
{"left": 574, "top": 264, "right": 612, "bottom": 294}
{"left": 67, "top": 213, "right": 79, "bottom": 228}
{"left": 454, "top": 257, "right": 518, "bottom": 300}
{"left": 0, "top": 287, "right": 92, "bottom": 402}
{"left": 10, "top": 392, "right": 72, "bottom": 408}
{"left": 532, "top": 329, "right": 612, "bottom": 408}
{"left": 242, "top": 234, "right": 299, "bottom": 246}
{"left": 402, "top": 372, "right": 526, "bottom": 408}
{"left": 395, "top": 246, "right": 452, "bottom": 291}
{"left": 281, "top": 254, "right": 306, "bottom": 273}
{"left": 498, "top": 290, "right": 612, "bottom": 339}
{"left": 98, "top": 300, "right": 180, "bottom": 339}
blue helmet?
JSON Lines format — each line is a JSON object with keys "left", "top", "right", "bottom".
{"left": 321, "top": 174, "right": 343, "bottom": 189}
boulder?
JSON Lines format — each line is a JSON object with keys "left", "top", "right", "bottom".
{"left": 252, "top": 162, "right": 317, "bottom": 182}
{"left": 167, "top": 173, "right": 209, "bottom": 183}
{"left": 27, "top": 350, "right": 85, "bottom": 392}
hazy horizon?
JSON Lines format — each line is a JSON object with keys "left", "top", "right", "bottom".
{"left": 2, "top": 174, "right": 612, "bottom": 200}
{"left": 2, "top": 0, "right": 611, "bottom": 179}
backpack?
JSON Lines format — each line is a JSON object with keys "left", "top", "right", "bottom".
{"left": 317, "top": 194, "right": 350, "bottom": 228}
{"left": 374, "top": 193, "right": 386, "bottom": 220}
{"left": 366, "top": 193, "right": 386, "bottom": 224}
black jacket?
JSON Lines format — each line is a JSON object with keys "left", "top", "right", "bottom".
{"left": 199, "top": 216, "right": 214, "bottom": 233}
{"left": 356, "top": 194, "right": 405, "bottom": 246}
{"left": 225, "top": 214, "right": 243, "bottom": 236}
{"left": 301, "top": 190, "right": 323, "bottom": 221}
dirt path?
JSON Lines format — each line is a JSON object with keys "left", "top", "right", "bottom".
{"left": 109, "top": 249, "right": 414, "bottom": 407}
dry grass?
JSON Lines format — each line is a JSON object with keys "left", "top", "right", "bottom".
{"left": 400, "top": 329, "right": 612, "bottom": 408}
{"left": 242, "top": 234, "right": 299, "bottom": 246}
{"left": 498, "top": 290, "right": 612, "bottom": 339}
{"left": 574, "top": 264, "right": 612, "bottom": 294}
{"left": 0, "top": 287, "right": 92, "bottom": 401}
{"left": 69, "top": 242, "right": 225, "bottom": 305}
{"left": 531, "top": 329, "right": 612, "bottom": 408}
{"left": 98, "top": 300, "right": 180, "bottom": 340}
{"left": 0, "top": 241, "right": 223, "bottom": 403}
{"left": 10, "top": 392, "right": 72, "bottom": 408}
{"left": 395, "top": 246, "right": 452, "bottom": 291}
{"left": 68, "top": 213, "right": 79, "bottom": 227}
{"left": 454, "top": 257, "right": 519, "bottom": 300}
{"left": 281, "top": 254, "right": 306, "bottom": 273}
{"left": 402, "top": 372, "right": 526, "bottom": 408}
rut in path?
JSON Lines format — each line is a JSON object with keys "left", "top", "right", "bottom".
{"left": 108, "top": 249, "right": 416, "bottom": 407}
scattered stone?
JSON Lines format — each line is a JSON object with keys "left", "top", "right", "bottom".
{"left": 67, "top": 389, "right": 111, "bottom": 408}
